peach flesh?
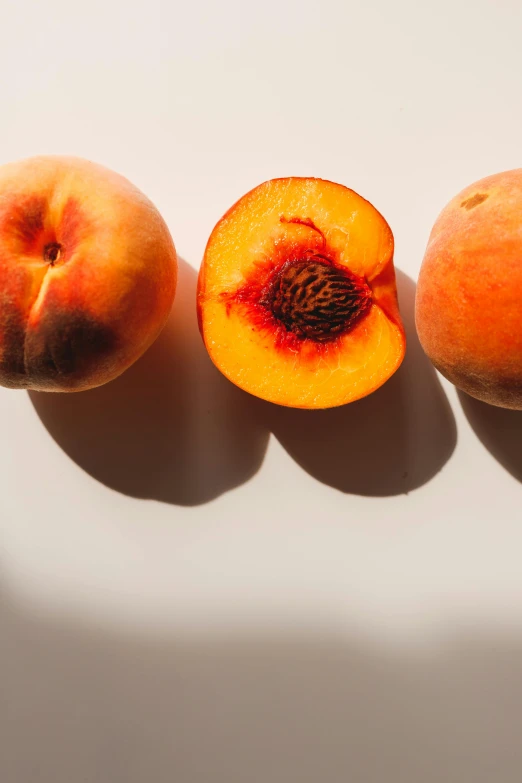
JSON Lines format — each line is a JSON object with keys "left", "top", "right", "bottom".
{"left": 198, "top": 177, "right": 406, "bottom": 409}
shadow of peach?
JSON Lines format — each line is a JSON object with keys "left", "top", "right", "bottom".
{"left": 459, "top": 390, "right": 522, "bottom": 482}
{"left": 260, "top": 270, "right": 457, "bottom": 495}
{"left": 29, "top": 259, "right": 269, "bottom": 506}
{"left": 30, "top": 266, "right": 456, "bottom": 501}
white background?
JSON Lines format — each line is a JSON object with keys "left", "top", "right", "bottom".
{"left": 1, "top": 1, "right": 522, "bottom": 780}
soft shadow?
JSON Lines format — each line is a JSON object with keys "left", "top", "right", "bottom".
{"left": 2, "top": 581, "right": 522, "bottom": 782}
{"left": 459, "top": 390, "right": 522, "bottom": 481}
{"left": 262, "top": 270, "right": 457, "bottom": 495}
{"left": 29, "top": 259, "right": 269, "bottom": 505}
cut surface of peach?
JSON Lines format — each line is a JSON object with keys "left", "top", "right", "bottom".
{"left": 198, "top": 178, "right": 405, "bottom": 409}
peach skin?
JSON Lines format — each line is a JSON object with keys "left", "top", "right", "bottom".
{"left": 197, "top": 177, "right": 405, "bottom": 409}
{"left": 416, "top": 169, "right": 522, "bottom": 409}
{"left": 0, "top": 156, "right": 177, "bottom": 391}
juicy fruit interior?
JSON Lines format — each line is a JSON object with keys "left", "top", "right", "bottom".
{"left": 199, "top": 178, "right": 405, "bottom": 409}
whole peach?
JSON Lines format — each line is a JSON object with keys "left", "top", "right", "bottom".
{"left": 0, "top": 156, "right": 177, "bottom": 391}
{"left": 416, "top": 169, "right": 522, "bottom": 409}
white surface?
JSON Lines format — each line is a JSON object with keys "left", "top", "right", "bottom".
{"left": 1, "top": 1, "right": 522, "bottom": 781}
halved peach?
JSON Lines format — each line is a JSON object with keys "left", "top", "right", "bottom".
{"left": 197, "top": 177, "right": 405, "bottom": 409}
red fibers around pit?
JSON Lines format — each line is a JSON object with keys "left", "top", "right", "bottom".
{"left": 279, "top": 216, "right": 327, "bottom": 245}
{"left": 221, "top": 219, "right": 372, "bottom": 357}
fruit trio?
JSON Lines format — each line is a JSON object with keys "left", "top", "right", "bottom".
{"left": 0, "top": 156, "right": 520, "bottom": 410}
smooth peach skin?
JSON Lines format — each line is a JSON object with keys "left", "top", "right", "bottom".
{"left": 0, "top": 156, "right": 177, "bottom": 391}
{"left": 415, "top": 169, "right": 522, "bottom": 409}
{"left": 198, "top": 178, "right": 405, "bottom": 409}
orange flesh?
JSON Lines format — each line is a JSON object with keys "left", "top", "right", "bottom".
{"left": 198, "top": 178, "right": 405, "bottom": 409}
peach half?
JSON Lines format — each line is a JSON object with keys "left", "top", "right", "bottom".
{"left": 197, "top": 177, "right": 405, "bottom": 408}
{"left": 0, "top": 156, "right": 177, "bottom": 391}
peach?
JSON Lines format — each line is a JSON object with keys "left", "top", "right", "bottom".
{"left": 197, "top": 177, "right": 405, "bottom": 408}
{"left": 0, "top": 156, "right": 177, "bottom": 391}
{"left": 416, "top": 169, "right": 522, "bottom": 409}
